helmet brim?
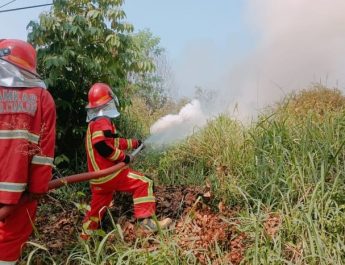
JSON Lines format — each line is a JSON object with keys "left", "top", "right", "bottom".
{"left": 86, "top": 96, "right": 113, "bottom": 109}
{"left": 0, "top": 58, "right": 40, "bottom": 78}
{"left": 86, "top": 99, "right": 120, "bottom": 122}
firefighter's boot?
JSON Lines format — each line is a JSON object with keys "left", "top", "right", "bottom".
{"left": 140, "top": 217, "right": 172, "bottom": 232}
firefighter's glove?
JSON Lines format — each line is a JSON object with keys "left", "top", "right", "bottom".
{"left": 124, "top": 154, "right": 133, "bottom": 164}
{"left": 137, "top": 140, "right": 145, "bottom": 149}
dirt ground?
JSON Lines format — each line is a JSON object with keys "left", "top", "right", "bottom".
{"left": 33, "top": 185, "right": 248, "bottom": 264}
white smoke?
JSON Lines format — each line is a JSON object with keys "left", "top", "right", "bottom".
{"left": 148, "top": 1, "right": 345, "bottom": 145}
{"left": 241, "top": 0, "right": 345, "bottom": 109}
{"left": 146, "top": 99, "right": 207, "bottom": 146}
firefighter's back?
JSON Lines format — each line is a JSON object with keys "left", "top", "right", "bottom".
{"left": 0, "top": 86, "right": 46, "bottom": 204}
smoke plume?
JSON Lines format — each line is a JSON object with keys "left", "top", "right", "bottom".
{"left": 148, "top": 0, "right": 345, "bottom": 145}
{"left": 146, "top": 99, "right": 207, "bottom": 146}
{"left": 241, "top": 0, "right": 345, "bottom": 110}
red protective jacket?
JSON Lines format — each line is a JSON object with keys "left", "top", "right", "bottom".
{"left": 85, "top": 117, "right": 139, "bottom": 185}
{"left": 0, "top": 87, "right": 56, "bottom": 204}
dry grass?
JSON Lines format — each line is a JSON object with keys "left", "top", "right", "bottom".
{"left": 276, "top": 84, "right": 345, "bottom": 123}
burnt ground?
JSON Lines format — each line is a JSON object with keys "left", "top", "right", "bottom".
{"left": 29, "top": 185, "right": 253, "bottom": 265}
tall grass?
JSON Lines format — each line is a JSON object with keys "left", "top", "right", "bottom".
{"left": 152, "top": 86, "right": 345, "bottom": 263}
{"left": 65, "top": 232, "right": 197, "bottom": 265}
{"left": 25, "top": 86, "right": 345, "bottom": 264}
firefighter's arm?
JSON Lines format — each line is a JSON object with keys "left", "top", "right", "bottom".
{"left": 115, "top": 138, "right": 141, "bottom": 150}
{"left": 102, "top": 129, "right": 140, "bottom": 150}
{"left": 28, "top": 90, "right": 56, "bottom": 194}
{"left": 108, "top": 123, "right": 140, "bottom": 150}
{"left": 94, "top": 141, "right": 131, "bottom": 164}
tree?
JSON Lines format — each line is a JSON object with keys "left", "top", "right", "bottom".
{"left": 27, "top": 0, "right": 156, "bottom": 169}
{"left": 128, "top": 29, "right": 175, "bottom": 111}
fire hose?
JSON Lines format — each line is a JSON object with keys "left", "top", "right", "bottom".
{"left": 0, "top": 144, "right": 145, "bottom": 221}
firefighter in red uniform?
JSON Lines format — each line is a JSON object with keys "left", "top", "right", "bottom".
{"left": 81, "top": 83, "right": 171, "bottom": 239}
{"left": 0, "top": 39, "right": 56, "bottom": 263}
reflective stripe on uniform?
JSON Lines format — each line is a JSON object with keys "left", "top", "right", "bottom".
{"left": 89, "top": 169, "right": 124, "bottom": 185}
{"left": 114, "top": 138, "right": 119, "bottom": 147}
{"left": 128, "top": 172, "right": 154, "bottom": 197}
{"left": 108, "top": 148, "right": 121, "bottom": 161}
{"left": 127, "top": 139, "right": 132, "bottom": 149}
{"left": 86, "top": 126, "right": 100, "bottom": 171}
{"left": 0, "top": 260, "right": 17, "bottom": 265}
{"left": 31, "top": 155, "right": 54, "bottom": 166}
{"left": 0, "top": 182, "right": 26, "bottom": 192}
{"left": 87, "top": 126, "right": 125, "bottom": 184}
{"left": 133, "top": 196, "right": 156, "bottom": 204}
{"left": 91, "top": 130, "right": 103, "bottom": 140}
{"left": 0, "top": 129, "right": 39, "bottom": 144}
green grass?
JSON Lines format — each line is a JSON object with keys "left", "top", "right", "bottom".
{"left": 24, "top": 86, "right": 345, "bottom": 264}
{"left": 139, "top": 86, "right": 345, "bottom": 264}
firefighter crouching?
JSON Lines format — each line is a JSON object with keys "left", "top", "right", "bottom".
{"left": 0, "top": 39, "right": 56, "bottom": 263}
{"left": 81, "top": 83, "right": 171, "bottom": 239}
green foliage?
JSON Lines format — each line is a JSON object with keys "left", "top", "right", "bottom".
{"left": 148, "top": 87, "right": 345, "bottom": 263}
{"left": 27, "top": 0, "right": 160, "bottom": 168}
{"left": 22, "top": 86, "right": 345, "bottom": 263}
{"left": 65, "top": 230, "right": 194, "bottom": 265}
{"left": 129, "top": 29, "right": 169, "bottom": 111}
{"left": 155, "top": 87, "right": 345, "bottom": 203}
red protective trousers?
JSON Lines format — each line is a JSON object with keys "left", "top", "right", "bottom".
{"left": 0, "top": 200, "right": 37, "bottom": 263}
{"left": 82, "top": 168, "right": 155, "bottom": 236}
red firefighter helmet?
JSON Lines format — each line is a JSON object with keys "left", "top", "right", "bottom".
{"left": 86, "top": 83, "right": 116, "bottom": 109}
{"left": 86, "top": 83, "right": 120, "bottom": 121}
{"left": 0, "top": 39, "right": 37, "bottom": 76}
